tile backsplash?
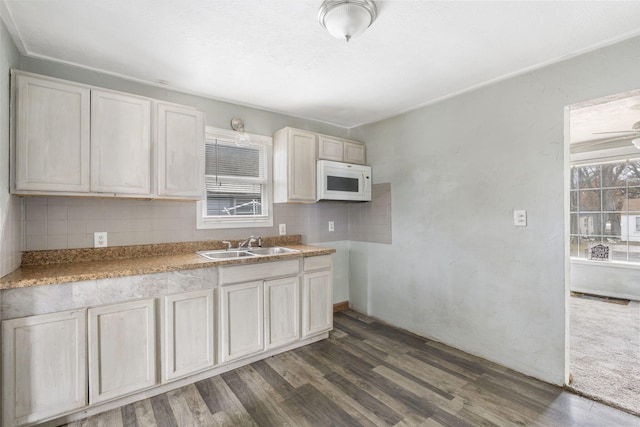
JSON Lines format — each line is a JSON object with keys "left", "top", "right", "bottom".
{"left": 22, "top": 183, "right": 392, "bottom": 250}
{"left": 349, "top": 183, "right": 392, "bottom": 244}
{"left": 0, "top": 196, "right": 23, "bottom": 275}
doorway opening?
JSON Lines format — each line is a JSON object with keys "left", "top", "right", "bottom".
{"left": 566, "top": 90, "right": 640, "bottom": 416}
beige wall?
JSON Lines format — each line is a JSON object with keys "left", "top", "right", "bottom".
{"left": 349, "top": 35, "right": 640, "bottom": 385}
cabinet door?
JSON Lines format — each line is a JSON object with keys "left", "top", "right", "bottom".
{"left": 2, "top": 309, "right": 87, "bottom": 426}
{"left": 88, "top": 299, "right": 156, "bottom": 404}
{"left": 162, "top": 290, "right": 215, "bottom": 382}
{"left": 156, "top": 103, "right": 204, "bottom": 199}
{"left": 219, "top": 281, "right": 264, "bottom": 363}
{"left": 318, "top": 135, "right": 344, "bottom": 162}
{"left": 91, "top": 90, "right": 151, "bottom": 195}
{"left": 288, "top": 129, "right": 317, "bottom": 201}
{"left": 343, "top": 141, "right": 366, "bottom": 165}
{"left": 302, "top": 270, "right": 333, "bottom": 337}
{"left": 264, "top": 276, "right": 299, "bottom": 349}
{"left": 14, "top": 74, "right": 90, "bottom": 193}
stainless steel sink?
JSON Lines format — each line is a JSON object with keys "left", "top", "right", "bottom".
{"left": 247, "top": 247, "right": 300, "bottom": 255}
{"left": 196, "top": 250, "right": 257, "bottom": 260}
{"left": 197, "top": 247, "right": 299, "bottom": 260}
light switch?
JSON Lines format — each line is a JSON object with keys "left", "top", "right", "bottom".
{"left": 514, "top": 210, "right": 527, "bottom": 227}
{"left": 328, "top": 221, "right": 334, "bottom": 232}
{"left": 279, "top": 224, "right": 287, "bottom": 235}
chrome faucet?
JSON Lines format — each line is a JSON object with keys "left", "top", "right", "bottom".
{"left": 238, "top": 236, "right": 257, "bottom": 249}
{"left": 222, "top": 241, "right": 232, "bottom": 250}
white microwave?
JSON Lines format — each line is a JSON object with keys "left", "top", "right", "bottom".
{"left": 317, "top": 160, "right": 371, "bottom": 201}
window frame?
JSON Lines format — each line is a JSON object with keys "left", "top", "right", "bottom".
{"left": 569, "top": 157, "right": 640, "bottom": 264}
{"left": 196, "top": 126, "right": 273, "bottom": 229}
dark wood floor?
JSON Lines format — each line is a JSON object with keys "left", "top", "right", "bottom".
{"left": 65, "top": 310, "right": 640, "bottom": 426}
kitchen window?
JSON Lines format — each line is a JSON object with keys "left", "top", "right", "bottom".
{"left": 196, "top": 127, "right": 273, "bottom": 229}
{"left": 570, "top": 159, "right": 640, "bottom": 262}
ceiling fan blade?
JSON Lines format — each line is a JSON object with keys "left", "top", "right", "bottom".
{"left": 592, "top": 130, "right": 639, "bottom": 135}
{"left": 571, "top": 134, "right": 639, "bottom": 151}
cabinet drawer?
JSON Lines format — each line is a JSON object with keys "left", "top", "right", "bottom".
{"left": 219, "top": 260, "right": 300, "bottom": 285}
{"left": 303, "top": 255, "right": 333, "bottom": 272}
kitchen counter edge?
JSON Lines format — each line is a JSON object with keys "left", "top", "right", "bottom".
{"left": 0, "top": 245, "right": 336, "bottom": 290}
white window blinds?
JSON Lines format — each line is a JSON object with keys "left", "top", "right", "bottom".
{"left": 204, "top": 137, "right": 268, "bottom": 217}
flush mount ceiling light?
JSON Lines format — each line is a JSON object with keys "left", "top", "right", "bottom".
{"left": 318, "top": 0, "right": 377, "bottom": 42}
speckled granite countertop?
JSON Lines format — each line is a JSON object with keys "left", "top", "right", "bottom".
{"left": 0, "top": 235, "right": 336, "bottom": 290}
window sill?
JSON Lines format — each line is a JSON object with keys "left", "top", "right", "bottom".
{"left": 196, "top": 217, "right": 273, "bottom": 230}
{"left": 570, "top": 257, "right": 640, "bottom": 271}
{"left": 196, "top": 201, "right": 273, "bottom": 229}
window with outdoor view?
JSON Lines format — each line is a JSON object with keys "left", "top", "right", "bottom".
{"left": 570, "top": 159, "right": 640, "bottom": 262}
{"left": 196, "top": 127, "right": 272, "bottom": 229}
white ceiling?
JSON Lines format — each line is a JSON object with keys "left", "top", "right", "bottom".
{"left": 3, "top": 1, "right": 640, "bottom": 129}
{"left": 569, "top": 90, "right": 640, "bottom": 147}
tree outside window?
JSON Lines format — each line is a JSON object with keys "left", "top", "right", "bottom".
{"left": 570, "top": 159, "right": 640, "bottom": 262}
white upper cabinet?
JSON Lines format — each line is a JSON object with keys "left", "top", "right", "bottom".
{"left": 90, "top": 90, "right": 151, "bottom": 195}
{"left": 13, "top": 73, "right": 90, "bottom": 193}
{"left": 273, "top": 127, "right": 317, "bottom": 203}
{"left": 11, "top": 71, "right": 204, "bottom": 200}
{"left": 343, "top": 140, "right": 366, "bottom": 164}
{"left": 318, "top": 134, "right": 366, "bottom": 165}
{"left": 318, "top": 135, "right": 344, "bottom": 162}
{"left": 274, "top": 126, "right": 368, "bottom": 203}
{"left": 156, "top": 102, "right": 204, "bottom": 199}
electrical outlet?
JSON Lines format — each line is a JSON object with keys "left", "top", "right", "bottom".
{"left": 279, "top": 224, "right": 286, "bottom": 235}
{"left": 513, "top": 210, "right": 527, "bottom": 227}
{"left": 328, "top": 221, "right": 334, "bottom": 232}
{"left": 94, "top": 231, "right": 108, "bottom": 248}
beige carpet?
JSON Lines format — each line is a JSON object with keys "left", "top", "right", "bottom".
{"left": 570, "top": 294, "right": 640, "bottom": 416}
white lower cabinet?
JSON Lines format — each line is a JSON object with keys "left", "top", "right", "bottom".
{"left": 0, "top": 255, "right": 333, "bottom": 423}
{"left": 219, "top": 281, "right": 264, "bottom": 363}
{"left": 2, "top": 309, "right": 87, "bottom": 427}
{"left": 265, "top": 276, "right": 300, "bottom": 349}
{"left": 88, "top": 299, "right": 157, "bottom": 404}
{"left": 162, "top": 289, "right": 215, "bottom": 382}
{"left": 302, "top": 256, "right": 334, "bottom": 338}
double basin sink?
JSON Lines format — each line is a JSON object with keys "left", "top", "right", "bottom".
{"left": 197, "top": 246, "right": 300, "bottom": 261}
